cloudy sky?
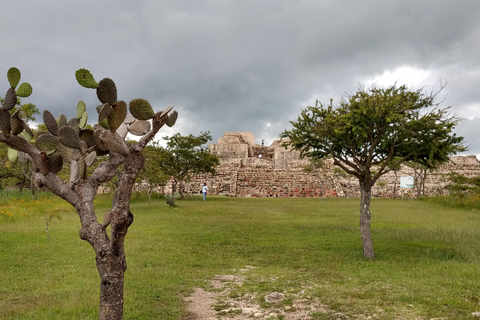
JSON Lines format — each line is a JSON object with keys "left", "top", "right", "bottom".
{"left": 1, "top": 0, "right": 480, "bottom": 156}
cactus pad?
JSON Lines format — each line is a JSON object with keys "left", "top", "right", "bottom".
{"left": 7, "top": 148, "right": 18, "bottom": 162}
{"left": 77, "top": 101, "right": 87, "bottom": 119}
{"left": 116, "top": 122, "right": 128, "bottom": 139}
{"left": 129, "top": 99, "right": 155, "bottom": 120}
{"left": 96, "top": 78, "right": 117, "bottom": 104}
{"left": 79, "top": 129, "right": 95, "bottom": 147}
{"left": 93, "top": 129, "right": 108, "bottom": 151}
{"left": 75, "top": 69, "right": 98, "bottom": 89}
{"left": 58, "top": 126, "right": 82, "bottom": 149}
{"left": 99, "top": 118, "right": 109, "bottom": 129}
{"left": 68, "top": 117, "right": 81, "bottom": 133}
{"left": 36, "top": 133, "right": 59, "bottom": 151}
{"left": 78, "top": 155, "right": 87, "bottom": 179}
{"left": 10, "top": 114, "right": 24, "bottom": 135}
{"left": 2, "top": 88, "right": 17, "bottom": 111}
{"left": 108, "top": 100, "right": 127, "bottom": 132}
{"left": 98, "top": 103, "right": 112, "bottom": 122}
{"left": 35, "top": 130, "right": 49, "bottom": 140}
{"left": 19, "top": 130, "right": 32, "bottom": 143}
{"left": 167, "top": 110, "right": 178, "bottom": 127}
{"left": 159, "top": 104, "right": 174, "bottom": 118}
{"left": 7, "top": 67, "right": 21, "bottom": 89}
{"left": 18, "top": 151, "right": 28, "bottom": 164}
{"left": 16, "top": 82, "right": 32, "bottom": 98}
{"left": 100, "top": 130, "right": 129, "bottom": 156}
{"left": 0, "top": 110, "right": 11, "bottom": 134}
{"left": 43, "top": 110, "right": 59, "bottom": 136}
{"left": 79, "top": 111, "right": 88, "bottom": 129}
{"left": 48, "top": 153, "right": 64, "bottom": 174}
{"left": 128, "top": 120, "right": 151, "bottom": 136}
{"left": 85, "top": 151, "right": 97, "bottom": 167}
{"left": 59, "top": 116, "right": 69, "bottom": 130}
{"left": 123, "top": 113, "right": 136, "bottom": 124}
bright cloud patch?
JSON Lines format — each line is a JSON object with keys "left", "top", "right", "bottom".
{"left": 363, "top": 66, "right": 432, "bottom": 89}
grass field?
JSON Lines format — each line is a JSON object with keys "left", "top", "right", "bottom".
{"left": 0, "top": 193, "right": 479, "bottom": 319}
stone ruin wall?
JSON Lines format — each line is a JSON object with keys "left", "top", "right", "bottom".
{"left": 174, "top": 132, "right": 480, "bottom": 199}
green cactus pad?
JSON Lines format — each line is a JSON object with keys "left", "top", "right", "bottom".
{"left": 57, "top": 114, "right": 68, "bottom": 128}
{"left": 7, "top": 67, "right": 21, "bottom": 89}
{"left": 75, "top": 69, "right": 98, "bottom": 89}
{"left": 79, "top": 111, "right": 88, "bottom": 129}
{"left": 85, "top": 151, "right": 97, "bottom": 167}
{"left": 58, "top": 126, "right": 82, "bottom": 149}
{"left": 78, "top": 156, "right": 87, "bottom": 179}
{"left": 19, "top": 130, "right": 32, "bottom": 143}
{"left": 7, "top": 148, "right": 18, "bottom": 162}
{"left": 79, "top": 129, "right": 95, "bottom": 147}
{"left": 99, "top": 117, "right": 109, "bottom": 129}
{"left": 43, "top": 110, "right": 59, "bottom": 136}
{"left": 2, "top": 88, "right": 17, "bottom": 111}
{"left": 16, "top": 82, "right": 32, "bottom": 98}
{"left": 128, "top": 120, "right": 151, "bottom": 136}
{"left": 36, "top": 133, "right": 59, "bottom": 151}
{"left": 48, "top": 153, "right": 64, "bottom": 174}
{"left": 129, "top": 99, "right": 155, "bottom": 120}
{"left": 77, "top": 101, "right": 87, "bottom": 119}
{"left": 96, "top": 78, "right": 117, "bottom": 104}
{"left": 108, "top": 100, "right": 127, "bottom": 132}
{"left": 167, "top": 110, "right": 178, "bottom": 127}
{"left": 0, "top": 110, "right": 11, "bottom": 134}
{"left": 34, "top": 130, "right": 49, "bottom": 140}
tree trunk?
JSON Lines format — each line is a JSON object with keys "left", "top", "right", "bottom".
{"left": 96, "top": 243, "right": 127, "bottom": 319}
{"left": 359, "top": 179, "right": 374, "bottom": 259}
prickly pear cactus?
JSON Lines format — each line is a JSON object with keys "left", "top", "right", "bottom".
{"left": 129, "top": 99, "right": 155, "bottom": 120}
{"left": 3, "top": 67, "right": 177, "bottom": 184}
{"left": 7, "top": 67, "right": 21, "bottom": 89}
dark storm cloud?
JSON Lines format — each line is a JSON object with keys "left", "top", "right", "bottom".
{"left": 1, "top": 0, "right": 480, "bottom": 153}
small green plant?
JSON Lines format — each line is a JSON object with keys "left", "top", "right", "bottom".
{"left": 43, "top": 208, "right": 67, "bottom": 241}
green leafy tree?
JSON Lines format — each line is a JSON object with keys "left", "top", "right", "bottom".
{"left": 157, "top": 132, "right": 219, "bottom": 206}
{"left": 139, "top": 143, "right": 171, "bottom": 203}
{"left": 445, "top": 172, "right": 480, "bottom": 200}
{"left": 282, "top": 85, "right": 466, "bottom": 259}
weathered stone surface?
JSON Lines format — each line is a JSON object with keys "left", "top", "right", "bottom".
{"left": 165, "top": 132, "right": 480, "bottom": 198}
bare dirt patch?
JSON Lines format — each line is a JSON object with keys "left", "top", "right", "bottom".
{"left": 182, "top": 266, "right": 352, "bottom": 320}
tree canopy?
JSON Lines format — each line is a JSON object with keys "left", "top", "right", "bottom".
{"left": 282, "top": 84, "right": 466, "bottom": 258}
{"left": 155, "top": 132, "right": 219, "bottom": 205}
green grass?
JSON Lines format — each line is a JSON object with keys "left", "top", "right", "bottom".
{"left": 1, "top": 194, "right": 479, "bottom": 319}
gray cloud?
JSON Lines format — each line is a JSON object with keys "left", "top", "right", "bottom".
{"left": 1, "top": 0, "right": 480, "bottom": 153}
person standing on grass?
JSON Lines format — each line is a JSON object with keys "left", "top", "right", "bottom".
{"left": 202, "top": 183, "right": 208, "bottom": 201}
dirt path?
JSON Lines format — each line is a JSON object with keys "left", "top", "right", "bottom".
{"left": 182, "top": 266, "right": 338, "bottom": 320}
